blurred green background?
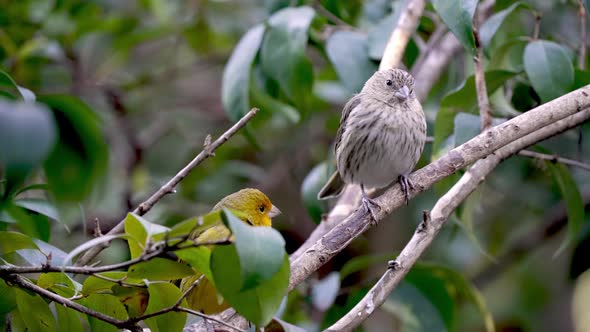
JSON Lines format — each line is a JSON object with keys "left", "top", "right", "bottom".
{"left": 1, "top": 0, "right": 589, "bottom": 331}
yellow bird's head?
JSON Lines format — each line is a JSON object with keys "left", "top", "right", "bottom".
{"left": 212, "top": 188, "right": 280, "bottom": 227}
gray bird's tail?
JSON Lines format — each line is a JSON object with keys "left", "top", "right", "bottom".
{"left": 317, "top": 171, "right": 345, "bottom": 200}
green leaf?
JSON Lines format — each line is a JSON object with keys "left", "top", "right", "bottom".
{"left": 326, "top": 31, "right": 378, "bottom": 93}
{"left": 0, "top": 280, "right": 16, "bottom": 315}
{"left": 0, "top": 69, "right": 23, "bottom": 99}
{"left": 144, "top": 283, "right": 186, "bottom": 332}
{"left": 55, "top": 302, "right": 84, "bottom": 331}
{"left": 211, "top": 248, "right": 289, "bottom": 327}
{"left": 20, "top": 239, "right": 68, "bottom": 266}
{"left": 432, "top": 0, "right": 477, "bottom": 52}
{"left": 222, "top": 25, "right": 265, "bottom": 121}
{"left": 523, "top": 40, "right": 574, "bottom": 103}
{"left": 260, "top": 6, "right": 315, "bottom": 109}
{"left": 128, "top": 257, "right": 194, "bottom": 280}
{"left": 3, "top": 203, "right": 51, "bottom": 241}
{"left": 63, "top": 234, "right": 125, "bottom": 265}
{"left": 311, "top": 272, "right": 340, "bottom": 311}
{"left": 488, "top": 38, "right": 528, "bottom": 70}
{"left": 300, "top": 161, "right": 334, "bottom": 224}
{"left": 13, "top": 198, "right": 59, "bottom": 220}
{"left": 432, "top": 70, "right": 516, "bottom": 155}
{"left": 266, "top": 318, "right": 307, "bottom": 332}
{"left": 0, "top": 100, "right": 57, "bottom": 195}
{"left": 125, "top": 213, "right": 149, "bottom": 259}
{"left": 37, "top": 272, "right": 78, "bottom": 297}
{"left": 38, "top": 95, "right": 108, "bottom": 202}
{"left": 0, "top": 231, "right": 38, "bottom": 255}
{"left": 264, "top": 0, "right": 292, "bottom": 13}
{"left": 175, "top": 246, "right": 213, "bottom": 283}
{"left": 546, "top": 161, "right": 584, "bottom": 256}
{"left": 456, "top": 186, "right": 496, "bottom": 261}
{"left": 112, "top": 284, "right": 149, "bottom": 318}
{"left": 453, "top": 113, "right": 506, "bottom": 147}
{"left": 15, "top": 287, "right": 56, "bottom": 331}
{"left": 574, "top": 69, "right": 590, "bottom": 89}
{"left": 383, "top": 281, "right": 447, "bottom": 331}
{"left": 79, "top": 293, "right": 128, "bottom": 332}
{"left": 479, "top": 2, "right": 530, "bottom": 49}
{"left": 584, "top": 0, "right": 590, "bottom": 18}
{"left": 82, "top": 271, "right": 128, "bottom": 295}
{"left": 453, "top": 113, "right": 481, "bottom": 147}
{"left": 9, "top": 307, "right": 26, "bottom": 331}
{"left": 222, "top": 208, "right": 286, "bottom": 290}
{"left": 14, "top": 183, "right": 50, "bottom": 196}
{"left": 408, "top": 263, "right": 495, "bottom": 332}
{"left": 250, "top": 84, "right": 301, "bottom": 124}
{"left": 368, "top": 10, "right": 401, "bottom": 60}
{"left": 125, "top": 213, "right": 169, "bottom": 259}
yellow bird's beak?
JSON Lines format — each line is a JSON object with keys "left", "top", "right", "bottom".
{"left": 268, "top": 205, "right": 281, "bottom": 218}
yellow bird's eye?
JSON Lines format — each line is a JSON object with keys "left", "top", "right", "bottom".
{"left": 259, "top": 206, "right": 265, "bottom": 213}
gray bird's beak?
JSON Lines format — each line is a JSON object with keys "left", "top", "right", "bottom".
{"left": 268, "top": 205, "right": 281, "bottom": 218}
{"left": 394, "top": 85, "right": 411, "bottom": 101}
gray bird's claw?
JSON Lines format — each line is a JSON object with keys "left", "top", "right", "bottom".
{"left": 398, "top": 175, "right": 414, "bottom": 205}
{"left": 361, "top": 196, "right": 380, "bottom": 226}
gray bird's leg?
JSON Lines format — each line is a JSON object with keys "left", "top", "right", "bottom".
{"left": 398, "top": 175, "right": 414, "bottom": 205}
{"left": 360, "top": 184, "right": 380, "bottom": 225}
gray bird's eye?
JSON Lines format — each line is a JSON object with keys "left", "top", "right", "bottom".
{"left": 386, "top": 79, "right": 393, "bottom": 86}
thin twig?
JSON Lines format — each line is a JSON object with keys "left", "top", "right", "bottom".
{"left": 473, "top": 15, "right": 492, "bottom": 131}
{"left": 326, "top": 107, "right": 590, "bottom": 331}
{"left": 75, "top": 108, "right": 259, "bottom": 266}
{"left": 578, "top": 0, "right": 587, "bottom": 69}
{"left": 533, "top": 11, "right": 542, "bottom": 40}
{"left": 518, "top": 149, "right": 590, "bottom": 171}
{"left": 312, "top": 0, "right": 353, "bottom": 28}
{"left": 177, "top": 307, "right": 247, "bottom": 332}
{"left": 410, "top": 24, "right": 448, "bottom": 74}
{"left": 90, "top": 273, "right": 147, "bottom": 288}
{"left": 412, "top": 33, "right": 427, "bottom": 51}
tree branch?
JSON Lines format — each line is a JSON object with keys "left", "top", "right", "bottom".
{"left": 517, "top": 149, "right": 590, "bottom": 172}
{"left": 326, "top": 106, "right": 590, "bottom": 331}
{"left": 379, "top": 0, "right": 426, "bottom": 71}
{"left": 75, "top": 108, "right": 259, "bottom": 266}
{"left": 473, "top": 16, "right": 492, "bottom": 131}
{"left": 289, "top": 86, "right": 590, "bottom": 291}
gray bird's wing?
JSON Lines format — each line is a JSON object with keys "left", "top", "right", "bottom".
{"left": 334, "top": 94, "right": 362, "bottom": 154}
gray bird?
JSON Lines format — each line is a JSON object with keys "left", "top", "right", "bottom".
{"left": 318, "top": 68, "right": 427, "bottom": 221}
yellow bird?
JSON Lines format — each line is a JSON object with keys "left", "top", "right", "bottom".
{"left": 179, "top": 188, "right": 281, "bottom": 314}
